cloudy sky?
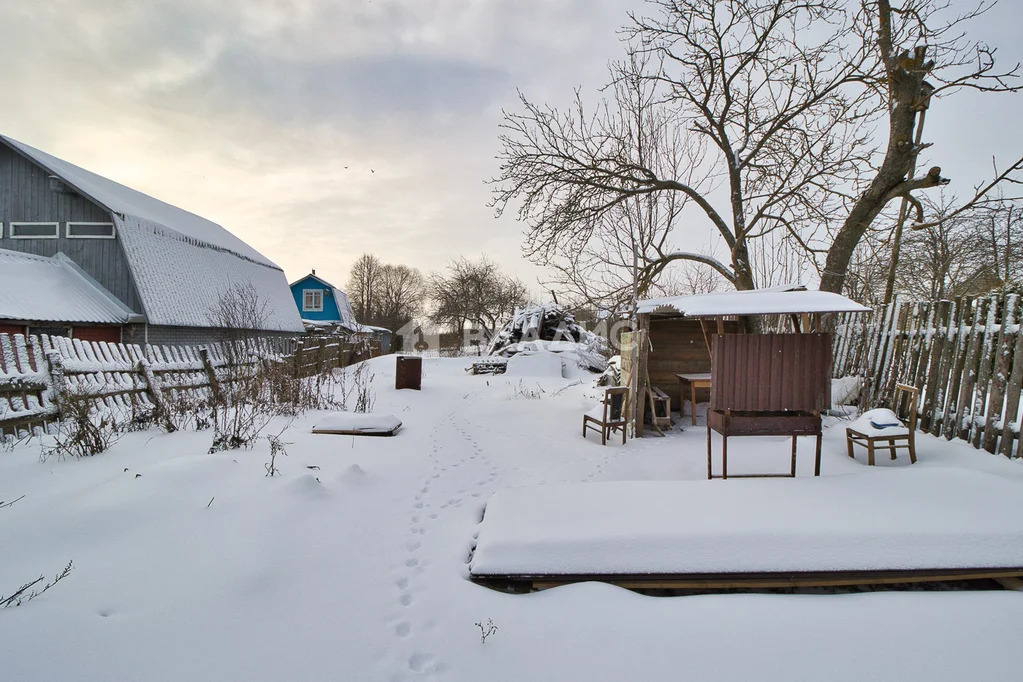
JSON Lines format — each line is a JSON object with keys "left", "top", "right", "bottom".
{"left": 2, "top": 0, "right": 1021, "bottom": 294}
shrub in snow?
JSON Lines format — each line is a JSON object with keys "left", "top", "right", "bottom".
{"left": 265, "top": 427, "right": 291, "bottom": 477}
{"left": 42, "top": 388, "right": 121, "bottom": 459}
{"left": 1, "top": 560, "right": 73, "bottom": 609}
{"left": 475, "top": 618, "right": 498, "bottom": 643}
{"left": 487, "top": 303, "right": 610, "bottom": 372}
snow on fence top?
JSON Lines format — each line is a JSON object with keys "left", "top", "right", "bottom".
{"left": 636, "top": 285, "right": 870, "bottom": 317}
{"left": 0, "top": 249, "right": 139, "bottom": 324}
{"left": 0, "top": 332, "right": 326, "bottom": 436}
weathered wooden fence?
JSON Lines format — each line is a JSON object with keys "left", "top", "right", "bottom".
{"left": 834, "top": 294, "right": 1022, "bottom": 458}
{"left": 0, "top": 333, "right": 374, "bottom": 437}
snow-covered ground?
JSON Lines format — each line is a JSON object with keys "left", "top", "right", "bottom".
{"left": 3, "top": 355, "right": 1023, "bottom": 681}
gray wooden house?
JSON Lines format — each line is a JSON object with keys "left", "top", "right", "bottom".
{"left": 0, "top": 134, "right": 304, "bottom": 344}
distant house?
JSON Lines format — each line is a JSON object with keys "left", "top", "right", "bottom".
{"left": 289, "top": 272, "right": 361, "bottom": 331}
{"left": 0, "top": 134, "right": 304, "bottom": 345}
{"left": 289, "top": 272, "right": 392, "bottom": 350}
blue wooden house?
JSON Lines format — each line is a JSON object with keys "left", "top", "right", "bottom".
{"left": 289, "top": 272, "right": 392, "bottom": 350}
{"left": 290, "top": 271, "right": 362, "bottom": 330}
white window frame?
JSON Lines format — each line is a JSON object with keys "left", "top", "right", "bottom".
{"left": 9, "top": 222, "right": 59, "bottom": 239}
{"left": 66, "top": 221, "right": 116, "bottom": 239}
{"left": 303, "top": 289, "right": 324, "bottom": 312}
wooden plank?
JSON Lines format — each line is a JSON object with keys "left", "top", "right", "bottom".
{"left": 928, "top": 300, "right": 959, "bottom": 436}
{"left": 475, "top": 567, "right": 1023, "bottom": 591}
{"left": 954, "top": 297, "right": 987, "bottom": 441}
{"left": 998, "top": 323, "right": 1023, "bottom": 458}
{"left": 920, "top": 300, "right": 951, "bottom": 433}
{"left": 970, "top": 295, "right": 1000, "bottom": 447}
{"left": 984, "top": 295, "right": 1016, "bottom": 453}
{"left": 942, "top": 297, "right": 971, "bottom": 438}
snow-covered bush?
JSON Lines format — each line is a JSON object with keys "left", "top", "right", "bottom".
{"left": 41, "top": 388, "right": 120, "bottom": 459}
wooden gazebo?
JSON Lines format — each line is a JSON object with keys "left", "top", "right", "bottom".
{"left": 626, "top": 287, "right": 870, "bottom": 470}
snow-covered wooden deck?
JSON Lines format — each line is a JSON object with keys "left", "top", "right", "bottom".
{"left": 470, "top": 468, "right": 1023, "bottom": 590}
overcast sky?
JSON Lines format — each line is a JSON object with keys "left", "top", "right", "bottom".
{"left": 2, "top": 0, "right": 1021, "bottom": 295}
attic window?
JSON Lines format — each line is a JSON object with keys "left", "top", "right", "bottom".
{"left": 10, "top": 222, "right": 58, "bottom": 239}
{"left": 303, "top": 290, "right": 324, "bottom": 312}
{"left": 67, "top": 222, "right": 115, "bottom": 239}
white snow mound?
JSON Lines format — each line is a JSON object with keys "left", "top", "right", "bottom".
{"left": 504, "top": 350, "right": 565, "bottom": 378}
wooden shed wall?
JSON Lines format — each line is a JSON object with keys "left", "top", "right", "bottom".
{"left": 647, "top": 317, "right": 741, "bottom": 410}
{"left": 710, "top": 333, "right": 833, "bottom": 412}
{"left": 0, "top": 143, "right": 143, "bottom": 313}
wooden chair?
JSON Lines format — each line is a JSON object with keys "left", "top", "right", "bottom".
{"left": 846, "top": 383, "right": 919, "bottom": 465}
{"left": 583, "top": 387, "right": 629, "bottom": 445}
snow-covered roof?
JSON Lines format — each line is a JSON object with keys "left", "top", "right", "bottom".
{"left": 1, "top": 136, "right": 271, "bottom": 266}
{"left": 636, "top": 285, "right": 870, "bottom": 317}
{"left": 1, "top": 135, "right": 304, "bottom": 332}
{"left": 0, "top": 249, "right": 141, "bottom": 325}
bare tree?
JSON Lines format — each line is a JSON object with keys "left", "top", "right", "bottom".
{"left": 492, "top": 0, "right": 1022, "bottom": 298}
{"left": 209, "top": 281, "right": 269, "bottom": 336}
{"left": 346, "top": 254, "right": 384, "bottom": 321}
{"left": 494, "top": 0, "right": 878, "bottom": 293}
{"left": 820, "top": 0, "right": 1023, "bottom": 293}
{"left": 375, "top": 264, "right": 426, "bottom": 334}
{"left": 428, "top": 257, "right": 530, "bottom": 342}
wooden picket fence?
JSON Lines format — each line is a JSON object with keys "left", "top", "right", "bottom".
{"left": 834, "top": 293, "right": 1022, "bottom": 458}
{"left": 0, "top": 333, "right": 375, "bottom": 437}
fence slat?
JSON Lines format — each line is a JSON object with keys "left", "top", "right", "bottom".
{"left": 983, "top": 295, "right": 1016, "bottom": 453}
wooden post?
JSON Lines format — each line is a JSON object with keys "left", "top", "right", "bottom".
{"left": 292, "top": 339, "right": 304, "bottom": 379}
{"left": 983, "top": 295, "right": 1015, "bottom": 453}
{"left": 997, "top": 323, "right": 1023, "bottom": 458}
{"left": 954, "top": 297, "right": 989, "bottom": 442}
{"left": 138, "top": 359, "right": 175, "bottom": 432}
{"left": 45, "top": 351, "right": 68, "bottom": 416}
{"left": 971, "top": 295, "right": 1000, "bottom": 448}
{"left": 317, "top": 338, "right": 327, "bottom": 375}
{"left": 199, "top": 347, "right": 224, "bottom": 405}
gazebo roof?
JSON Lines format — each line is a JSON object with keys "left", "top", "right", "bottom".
{"left": 635, "top": 285, "right": 870, "bottom": 318}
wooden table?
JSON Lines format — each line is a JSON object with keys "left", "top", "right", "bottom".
{"left": 676, "top": 372, "right": 712, "bottom": 426}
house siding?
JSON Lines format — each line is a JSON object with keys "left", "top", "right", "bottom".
{"left": 290, "top": 278, "right": 342, "bottom": 322}
{"left": 0, "top": 143, "right": 144, "bottom": 314}
{"left": 124, "top": 324, "right": 296, "bottom": 348}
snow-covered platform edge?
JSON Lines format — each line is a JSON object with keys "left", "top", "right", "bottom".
{"left": 469, "top": 468, "right": 1023, "bottom": 582}
{"left": 311, "top": 412, "right": 402, "bottom": 436}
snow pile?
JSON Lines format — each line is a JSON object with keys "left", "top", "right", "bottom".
{"left": 831, "top": 376, "right": 863, "bottom": 407}
{"left": 847, "top": 408, "right": 909, "bottom": 437}
{"left": 504, "top": 350, "right": 565, "bottom": 378}
{"left": 470, "top": 468, "right": 1023, "bottom": 576}
{"left": 488, "top": 303, "right": 609, "bottom": 372}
